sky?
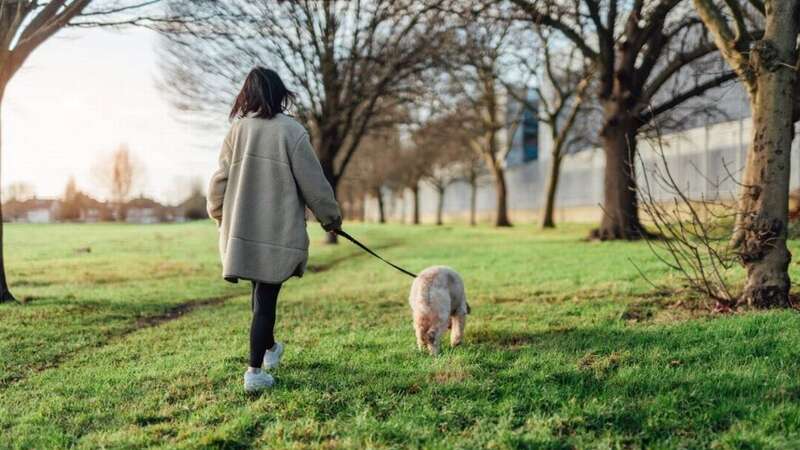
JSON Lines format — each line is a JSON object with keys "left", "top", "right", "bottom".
{"left": 3, "top": 27, "right": 223, "bottom": 205}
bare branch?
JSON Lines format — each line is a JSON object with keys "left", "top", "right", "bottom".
{"left": 641, "top": 71, "right": 738, "bottom": 121}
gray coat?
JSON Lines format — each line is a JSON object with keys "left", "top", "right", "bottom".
{"left": 207, "top": 114, "right": 341, "bottom": 283}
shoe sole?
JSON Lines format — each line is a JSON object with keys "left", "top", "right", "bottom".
{"left": 244, "top": 384, "right": 274, "bottom": 393}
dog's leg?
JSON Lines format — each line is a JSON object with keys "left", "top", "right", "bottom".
{"left": 427, "top": 331, "right": 441, "bottom": 356}
{"left": 427, "top": 316, "right": 450, "bottom": 356}
{"left": 414, "top": 323, "right": 425, "bottom": 351}
{"left": 425, "top": 323, "right": 439, "bottom": 356}
{"left": 450, "top": 314, "right": 466, "bottom": 347}
{"left": 414, "top": 312, "right": 431, "bottom": 352}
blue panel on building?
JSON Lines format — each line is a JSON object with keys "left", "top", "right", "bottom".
{"left": 522, "top": 107, "right": 538, "bottom": 162}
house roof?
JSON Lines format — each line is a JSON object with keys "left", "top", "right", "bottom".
{"left": 3, "top": 198, "right": 58, "bottom": 219}
{"left": 6, "top": 198, "right": 56, "bottom": 208}
{"left": 177, "top": 193, "right": 206, "bottom": 211}
{"left": 126, "top": 196, "right": 165, "bottom": 209}
{"left": 73, "top": 192, "right": 108, "bottom": 209}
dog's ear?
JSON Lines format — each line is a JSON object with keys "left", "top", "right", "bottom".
{"left": 466, "top": 303, "right": 471, "bottom": 314}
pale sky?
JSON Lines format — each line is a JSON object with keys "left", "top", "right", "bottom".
{"left": 3, "top": 27, "right": 224, "bottom": 205}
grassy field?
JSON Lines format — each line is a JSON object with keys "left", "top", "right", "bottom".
{"left": 1, "top": 222, "right": 800, "bottom": 449}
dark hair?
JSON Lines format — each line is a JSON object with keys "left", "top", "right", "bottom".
{"left": 229, "top": 67, "right": 294, "bottom": 121}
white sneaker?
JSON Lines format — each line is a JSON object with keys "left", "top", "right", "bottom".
{"left": 244, "top": 370, "right": 274, "bottom": 392}
{"left": 263, "top": 342, "right": 284, "bottom": 369}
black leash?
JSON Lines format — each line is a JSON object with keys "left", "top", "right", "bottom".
{"left": 335, "top": 229, "right": 417, "bottom": 278}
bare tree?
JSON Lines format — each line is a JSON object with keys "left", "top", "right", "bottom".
{"left": 159, "top": 0, "right": 449, "bottom": 242}
{"left": 691, "top": 0, "right": 799, "bottom": 308}
{"left": 636, "top": 130, "right": 740, "bottom": 310}
{"left": 506, "top": 0, "right": 737, "bottom": 240}
{"left": 392, "top": 141, "right": 436, "bottom": 225}
{"left": 459, "top": 146, "right": 487, "bottom": 226}
{"left": 0, "top": 0, "right": 169, "bottom": 302}
{"left": 413, "top": 115, "right": 469, "bottom": 226}
{"left": 93, "top": 144, "right": 144, "bottom": 220}
{"left": 446, "top": 20, "right": 525, "bottom": 227}
{"left": 334, "top": 177, "right": 365, "bottom": 221}
{"left": 538, "top": 79, "right": 592, "bottom": 229}
{"left": 58, "top": 176, "right": 81, "bottom": 221}
{"left": 346, "top": 128, "right": 403, "bottom": 224}
{"left": 426, "top": 172, "right": 450, "bottom": 226}
{"left": 166, "top": 175, "right": 202, "bottom": 206}
{"left": 504, "top": 29, "right": 595, "bottom": 229}
{"left": 175, "top": 176, "right": 207, "bottom": 221}
{"left": 3, "top": 181, "right": 35, "bottom": 202}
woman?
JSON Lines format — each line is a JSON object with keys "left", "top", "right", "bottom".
{"left": 207, "top": 67, "right": 341, "bottom": 392}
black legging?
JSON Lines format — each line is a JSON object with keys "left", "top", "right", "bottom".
{"left": 249, "top": 281, "right": 281, "bottom": 368}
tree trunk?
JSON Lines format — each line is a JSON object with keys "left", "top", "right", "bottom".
{"left": 592, "top": 105, "right": 647, "bottom": 240}
{"left": 374, "top": 187, "right": 386, "bottom": 224}
{"left": 541, "top": 154, "right": 563, "bottom": 229}
{"left": 469, "top": 178, "right": 477, "bottom": 226}
{"left": 480, "top": 74, "right": 512, "bottom": 228}
{"left": 0, "top": 81, "right": 15, "bottom": 302}
{"left": 734, "top": 9, "right": 799, "bottom": 308}
{"left": 488, "top": 162, "right": 512, "bottom": 227}
{"left": 324, "top": 178, "right": 339, "bottom": 245}
{"left": 344, "top": 188, "right": 354, "bottom": 221}
{"left": 412, "top": 185, "right": 420, "bottom": 225}
{"left": 317, "top": 143, "right": 340, "bottom": 244}
{"left": 116, "top": 203, "right": 128, "bottom": 222}
{"left": 400, "top": 193, "right": 406, "bottom": 224}
{"left": 435, "top": 186, "right": 445, "bottom": 226}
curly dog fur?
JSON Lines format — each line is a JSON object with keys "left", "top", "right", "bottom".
{"left": 408, "top": 266, "right": 469, "bottom": 355}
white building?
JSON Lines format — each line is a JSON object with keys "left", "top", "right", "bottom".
{"left": 125, "top": 197, "right": 171, "bottom": 224}
{"left": 3, "top": 198, "right": 59, "bottom": 223}
{"left": 366, "top": 80, "right": 800, "bottom": 224}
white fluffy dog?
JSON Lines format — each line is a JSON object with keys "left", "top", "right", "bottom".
{"left": 408, "top": 266, "right": 470, "bottom": 355}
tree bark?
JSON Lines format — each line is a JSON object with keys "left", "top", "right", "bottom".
{"left": 400, "top": 193, "right": 406, "bottom": 224}
{"left": 469, "top": 178, "right": 477, "bottom": 226}
{"left": 374, "top": 187, "right": 386, "bottom": 224}
{"left": 479, "top": 143, "right": 512, "bottom": 227}
{"left": 435, "top": 186, "right": 445, "bottom": 225}
{"left": 540, "top": 79, "right": 587, "bottom": 230}
{"left": 592, "top": 103, "right": 647, "bottom": 240}
{"left": 734, "top": 8, "right": 799, "bottom": 308}
{"left": 541, "top": 154, "right": 563, "bottom": 229}
{"left": 324, "top": 178, "right": 339, "bottom": 245}
{"left": 0, "top": 80, "right": 15, "bottom": 302}
{"left": 317, "top": 138, "right": 340, "bottom": 244}
{"left": 412, "top": 185, "right": 420, "bottom": 225}
{"left": 487, "top": 160, "right": 512, "bottom": 227}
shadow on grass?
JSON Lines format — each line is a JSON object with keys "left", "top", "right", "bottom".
{"left": 237, "top": 315, "right": 800, "bottom": 447}
{"left": 306, "top": 242, "right": 402, "bottom": 273}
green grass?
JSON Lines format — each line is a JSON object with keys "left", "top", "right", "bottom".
{"left": 1, "top": 221, "right": 800, "bottom": 449}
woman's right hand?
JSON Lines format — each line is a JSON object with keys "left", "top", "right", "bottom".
{"left": 322, "top": 217, "right": 342, "bottom": 233}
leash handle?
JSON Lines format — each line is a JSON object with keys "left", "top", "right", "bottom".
{"left": 334, "top": 229, "right": 417, "bottom": 278}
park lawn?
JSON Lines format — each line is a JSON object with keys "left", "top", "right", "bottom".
{"left": 1, "top": 222, "right": 800, "bottom": 449}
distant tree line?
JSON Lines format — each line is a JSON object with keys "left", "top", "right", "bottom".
{"left": 3, "top": 144, "right": 205, "bottom": 224}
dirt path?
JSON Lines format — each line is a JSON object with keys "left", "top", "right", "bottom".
{"left": 0, "top": 293, "right": 243, "bottom": 389}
